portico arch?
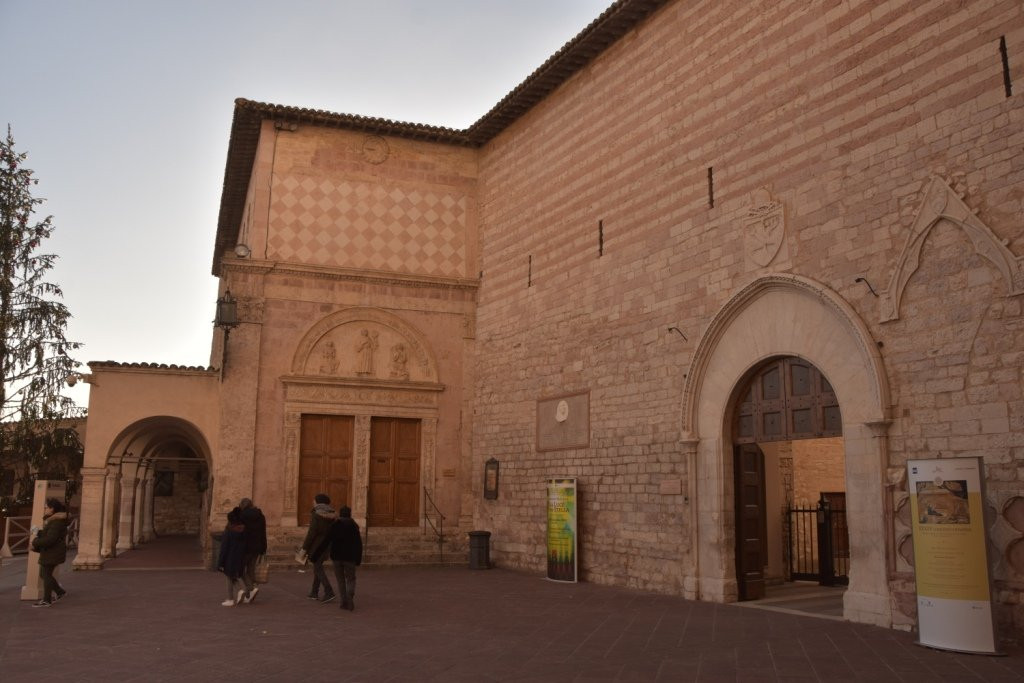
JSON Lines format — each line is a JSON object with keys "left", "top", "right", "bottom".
{"left": 75, "top": 416, "right": 214, "bottom": 569}
{"left": 680, "top": 273, "right": 893, "bottom": 626}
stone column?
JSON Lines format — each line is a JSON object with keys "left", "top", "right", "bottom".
{"left": 116, "top": 462, "right": 139, "bottom": 553}
{"left": 139, "top": 475, "right": 156, "bottom": 542}
{"left": 72, "top": 466, "right": 108, "bottom": 570}
{"left": 100, "top": 467, "right": 121, "bottom": 558}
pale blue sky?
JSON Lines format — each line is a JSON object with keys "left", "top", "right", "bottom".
{"left": 1, "top": 0, "right": 611, "bottom": 407}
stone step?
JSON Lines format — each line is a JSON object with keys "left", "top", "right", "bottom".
{"left": 265, "top": 526, "right": 468, "bottom": 568}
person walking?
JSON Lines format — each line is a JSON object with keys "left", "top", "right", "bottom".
{"left": 216, "top": 508, "right": 247, "bottom": 606}
{"left": 238, "top": 497, "right": 267, "bottom": 603}
{"left": 30, "top": 497, "right": 69, "bottom": 607}
{"left": 301, "top": 493, "right": 337, "bottom": 602}
{"left": 329, "top": 505, "right": 363, "bottom": 611}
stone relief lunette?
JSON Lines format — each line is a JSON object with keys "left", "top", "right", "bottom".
{"left": 303, "top": 322, "right": 426, "bottom": 381}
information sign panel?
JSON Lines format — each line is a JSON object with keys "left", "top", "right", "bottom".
{"left": 907, "top": 457, "right": 998, "bottom": 653}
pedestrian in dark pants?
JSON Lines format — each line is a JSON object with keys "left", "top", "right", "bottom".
{"left": 301, "top": 493, "right": 337, "bottom": 602}
{"left": 217, "top": 508, "right": 247, "bottom": 606}
{"left": 329, "top": 505, "right": 363, "bottom": 611}
{"left": 31, "top": 497, "right": 68, "bottom": 607}
{"left": 238, "top": 497, "right": 267, "bottom": 603}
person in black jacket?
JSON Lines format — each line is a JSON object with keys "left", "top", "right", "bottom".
{"left": 301, "top": 493, "right": 337, "bottom": 602}
{"left": 329, "top": 505, "right": 363, "bottom": 611}
{"left": 30, "top": 497, "right": 69, "bottom": 607}
{"left": 216, "top": 508, "right": 247, "bottom": 606}
{"left": 238, "top": 498, "right": 267, "bottom": 604}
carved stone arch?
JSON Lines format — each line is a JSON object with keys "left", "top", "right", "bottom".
{"left": 678, "top": 272, "right": 895, "bottom": 628}
{"left": 880, "top": 175, "right": 1024, "bottom": 322}
{"left": 681, "top": 273, "right": 891, "bottom": 442}
{"left": 291, "top": 306, "right": 439, "bottom": 382}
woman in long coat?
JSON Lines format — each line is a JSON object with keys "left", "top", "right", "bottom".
{"left": 216, "top": 508, "right": 247, "bottom": 606}
{"left": 31, "top": 497, "right": 69, "bottom": 607}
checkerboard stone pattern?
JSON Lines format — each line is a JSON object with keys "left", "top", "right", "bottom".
{"left": 268, "top": 175, "right": 468, "bottom": 278}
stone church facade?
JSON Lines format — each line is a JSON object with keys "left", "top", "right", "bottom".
{"left": 72, "top": 0, "right": 1023, "bottom": 636}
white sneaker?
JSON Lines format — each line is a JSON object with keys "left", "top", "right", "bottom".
{"left": 244, "top": 586, "right": 259, "bottom": 604}
{"left": 236, "top": 588, "right": 246, "bottom": 604}
{"left": 221, "top": 599, "right": 235, "bottom": 607}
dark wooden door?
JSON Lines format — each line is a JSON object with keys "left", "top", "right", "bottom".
{"left": 299, "top": 415, "right": 353, "bottom": 526}
{"left": 734, "top": 357, "right": 841, "bottom": 444}
{"left": 734, "top": 443, "right": 767, "bottom": 600}
{"left": 368, "top": 417, "right": 420, "bottom": 527}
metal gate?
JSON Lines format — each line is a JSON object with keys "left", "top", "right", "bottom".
{"left": 786, "top": 493, "right": 849, "bottom": 585}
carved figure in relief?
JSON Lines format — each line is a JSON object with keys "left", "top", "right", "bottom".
{"left": 319, "top": 341, "right": 339, "bottom": 375}
{"left": 354, "top": 329, "right": 379, "bottom": 375}
{"left": 389, "top": 343, "right": 410, "bottom": 380}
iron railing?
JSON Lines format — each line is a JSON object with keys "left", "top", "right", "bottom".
{"left": 422, "top": 486, "right": 445, "bottom": 562}
{"left": 787, "top": 499, "right": 848, "bottom": 586}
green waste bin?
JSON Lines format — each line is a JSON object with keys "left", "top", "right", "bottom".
{"left": 468, "top": 530, "right": 491, "bottom": 570}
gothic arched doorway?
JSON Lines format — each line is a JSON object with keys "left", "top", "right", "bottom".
{"left": 731, "top": 356, "right": 846, "bottom": 601}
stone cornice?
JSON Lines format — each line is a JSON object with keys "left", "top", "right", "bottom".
{"left": 219, "top": 258, "right": 479, "bottom": 292}
{"left": 280, "top": 375, "right": 444, "bottom": 393}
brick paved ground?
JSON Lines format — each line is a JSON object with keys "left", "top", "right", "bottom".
{"left": 1, "top": 551, "right": 1022, "bottom": 682}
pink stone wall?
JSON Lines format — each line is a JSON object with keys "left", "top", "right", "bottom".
{"left": 470, "top": 0, "right": 1024, "bottom": 632}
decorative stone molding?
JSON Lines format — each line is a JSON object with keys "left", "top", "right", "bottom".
{"left": 237, "top": 297, "right": 265, "bottom": 324}
{"left": 221, "top": 258, "right": 479, "bottom": 291}
{"left": 880, "top": 175, "right": 1024, "bottom": 322}
{"left": 291, "top": 307, "right": 440, "bottom": 382}
{"left": 281, "top": 378, "right": 444, "bottom": 408}
{"left": 680, "top": 273, "right": 891, "bottom": 440}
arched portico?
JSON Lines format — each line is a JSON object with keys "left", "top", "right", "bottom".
{"left": 680, "top": 273, "right": 893, "bottom": 626}
{"left": 75, "top": 416, "right": 214, "bottom": 569}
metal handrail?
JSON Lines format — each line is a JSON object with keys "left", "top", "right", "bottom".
{"left": 422, "top": 487, "right": 445, "bottom": 562}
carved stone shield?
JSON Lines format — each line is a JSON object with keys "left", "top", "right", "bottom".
{"left": 745, "top": 188, "right": 785, "bottom": 267}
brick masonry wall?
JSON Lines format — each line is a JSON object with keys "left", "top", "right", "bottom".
{"left": 153, "top": 462, "right": 204, "bottom": 536}
{"left": 470, "top": 0, "right": 1024, "bottom": 632}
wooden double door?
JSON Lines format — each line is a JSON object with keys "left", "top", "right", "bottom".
{"left": 299, "top": 415, "right": 353, "bottom": 526}
{"left": 298, "top": 415, "right": 421, "bottom": 527}
{"left": 368, "top": 417, "right": 421, "bottom": 527}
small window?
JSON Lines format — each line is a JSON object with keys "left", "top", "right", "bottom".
{"left": 154, "top": 471, "right": 174, "bottom": 497}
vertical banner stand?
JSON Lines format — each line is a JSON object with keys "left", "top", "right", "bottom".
{"left": 546, "top": 478, "right": 578, "bottom": 582}
{"left": 21, "top": 480, "right": 67, "bottom": 601}
{"left": 907, "top": 458, "right": 1001, "bottom": 654}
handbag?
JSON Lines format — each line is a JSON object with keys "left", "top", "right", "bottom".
{"left": 254, "top": 555, "right": 270, "bottom": 584}
{"left": 294, "top": 547, "right": 308, "bottom": 566}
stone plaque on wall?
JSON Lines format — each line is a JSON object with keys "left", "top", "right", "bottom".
{"left": 537, "top": 392, "right": 590, "bottom": 452}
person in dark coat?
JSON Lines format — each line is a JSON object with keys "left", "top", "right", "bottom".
{"left": 30, "top": 497, "right": 69, "bottom": 607}
{"left": 329, "top": 505, "right": 363, "bottom": 611}
{"left": 301, "top": 493, "right": 337, "bottom": 602}
{"left": 216, "top": 508, "right": 247, "bottom": 606}
{"left": 238, "top": 497, "right": 267, "bottom": 603}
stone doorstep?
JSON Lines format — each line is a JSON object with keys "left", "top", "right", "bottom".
{"left": 264, "top": 526, "right": 469, "bottom": 568}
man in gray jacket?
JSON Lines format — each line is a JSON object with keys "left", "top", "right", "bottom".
{"left": 301, "top": 493, "right": 338, "bottom": 602}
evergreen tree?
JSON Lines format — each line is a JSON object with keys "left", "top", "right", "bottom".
{"left": 0, "top": 126, "right": 83, "bottom": 510}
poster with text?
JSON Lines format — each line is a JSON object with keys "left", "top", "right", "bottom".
{"left": 546, "top": 478, "right": 578, "bottom": 582}
{"left": 907, "top": 457, "right": 997, "bottom": 653}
